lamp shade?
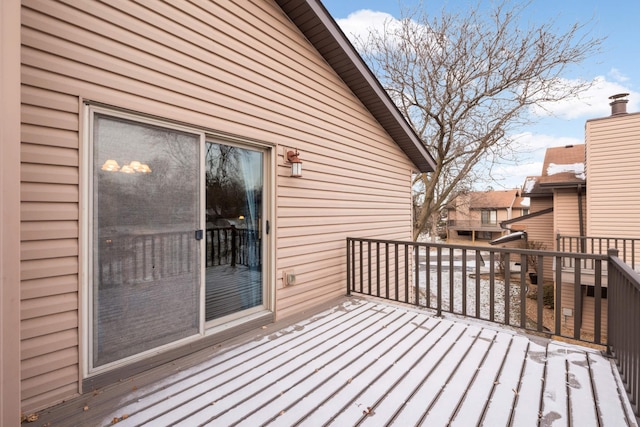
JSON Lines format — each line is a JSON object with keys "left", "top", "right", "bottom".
{"left": 287, "top": 150, "right": 302, "bottom": 178}
{"left": 101, "top": 159, "right": 120, "bottom": 172}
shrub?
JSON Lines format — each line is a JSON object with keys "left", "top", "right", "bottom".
{"left": 528, "top": 283, "right": 554, "bottom": 308}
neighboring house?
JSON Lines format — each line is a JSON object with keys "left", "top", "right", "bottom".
{"left": 503, "top": 143, "right": 588, "bottom": 333}
{"left": 501, "top": 94, "right": 640, "bottom": 338}
{"left": 0, "top": 0, "right": 436, "bottom": 420}
{"left": 586, "top": 96, "right": 640, "bottom": 239}
{"left": 506, "top": 144, "right": 587, "bottom": 275}
{"left": 580, "top": 95, "right": 640, "bottom": 334}
{"left": 446, "top": 189, "right": 527, "bottom": 244}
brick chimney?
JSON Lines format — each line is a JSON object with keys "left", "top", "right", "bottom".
{"left": 609, "top": 93, "right": 629, "bottom": 115}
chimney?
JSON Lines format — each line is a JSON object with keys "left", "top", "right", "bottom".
{"left": 609, "top": 93, "right": 629, "bottom": 115}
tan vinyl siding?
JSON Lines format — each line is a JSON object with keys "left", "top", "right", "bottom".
{"left": 553, "top": 189, "right": 585, "bottom": 237}
{"left": 529, "top": 197, "right": 553, "bottom": 212}
{"left": 463, "top": 208, "right": 508, "bottom": 223}
{"left": 580, "top": 293, "right": 608, "bottom": 339}
{"left": 276, "top": 143, "right": 413, "bottom": 310}
{"left": 518, "top": 198, "right": 554, "bottom": 281}
{"left": 586, "top": 113, "right": 640, "bottom": 238}
{"left": 20, "top": 0, "right": 417, "bottom": 411}
{"left": 1, "top": 0, "right": 23, "bottom": 423}
{"left": 559, "top": 284, "right": 608, "bottom": 339}
{"left": 20, "top": 78, "right": 79, "bottom": 411}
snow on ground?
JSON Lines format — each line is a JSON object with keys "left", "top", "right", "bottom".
{"left": 417, "top": 254, "right": 526, "bottom": 326}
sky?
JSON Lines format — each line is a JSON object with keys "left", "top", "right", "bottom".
{"left": 321, "top": 0, "right": 640, "bottom": 190}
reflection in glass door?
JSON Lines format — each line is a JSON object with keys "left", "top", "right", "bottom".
{"left": 205, "top": 142, "right": 263, "bottom": 321}
{"left": 91, "top": 114, "right": 201, "bottom": 369}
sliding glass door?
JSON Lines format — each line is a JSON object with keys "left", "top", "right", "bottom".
{"left": 88, "top": 109, "right": 268, "bottom": 373}
{"left": 204, "top": 142, "right": 263, "bottom": 322}
{"left": 91, "top": 114, "right": 201, "bottom": 368}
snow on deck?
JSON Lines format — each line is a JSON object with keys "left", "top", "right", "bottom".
{"left": 38, "top": 298, "right": 636, "bottom": 426}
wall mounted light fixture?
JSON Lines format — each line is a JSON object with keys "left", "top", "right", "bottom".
{"left": 287, "top": 149, "right": 302, "bottom": 178}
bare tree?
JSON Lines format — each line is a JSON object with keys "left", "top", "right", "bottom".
{"left": 354, "top": 0, "right": 602, "bottom": 239}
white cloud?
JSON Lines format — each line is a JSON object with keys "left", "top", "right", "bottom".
{"left": 490, "top": 161, "right": 544, "bottom": 189}
{"left": 336, "top": 10, "right": 398, "bottom": 43}
{"left": 486, "top": 132, "right": 583, "bottom": 189}
{"left": 509, "top": 132, "right": 582, "bottom": 154}
{"left": 530, "top": 76, "right": 640, "bottom": 120}
{"left": 608, "top": 68, "right": 630, "bottom": 83}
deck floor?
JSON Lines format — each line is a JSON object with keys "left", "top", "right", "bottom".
{"left": 36, "top": 298, "right": 636, "bottom": 426}
{"left": 205, "top": 264, "right": 261, "bottom": 321}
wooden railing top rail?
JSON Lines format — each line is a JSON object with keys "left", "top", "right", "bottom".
{"left": 347, "top": 237, "right": 609, "bottom": 344}
{"left": 557, "top": 234, "right": 640, "bottom": 269}
{"left": 350, "top": 237, "right": 608, "bottom": 262}
{"left": 608, "top": 247, "right": 640, "bottom": 286}
{"left": 559, "top": 234, "right": 640, "bottom": 243}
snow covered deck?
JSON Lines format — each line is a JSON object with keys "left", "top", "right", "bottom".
{"left": 37, "top": 298, "right": 636, "bottom": 426}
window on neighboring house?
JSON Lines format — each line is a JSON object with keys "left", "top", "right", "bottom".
{"left": 481, "top": 210, "right": 497, "bottom": 225}
{"left": 582, "top": 284, "right": 608, "bottom": 299}
{"left": 522, "top": 208, "right": 530, "bottom": 216}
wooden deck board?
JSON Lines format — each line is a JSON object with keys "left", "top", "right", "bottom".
{"left": 220, "top": 307, "right": 421, "bottom": 426}
{"left": 449, "top": 329, "right": 514, "bottom": 426}
{"left": 422, "top": 328, "right": 498, "bottom": 426}
{"left": 567, "top": 349, "right": 599, "bottom": 427}
{"left": 118, "top": 302, "right": 387, "bottom": 425}
{"left": 482, "top": 335, "right": 531, "bottom": 426}
{"left": 178, "top": 305, "right": 407, "bottom": 426}
{"left": 298, "top": 314, "right": 438, "bottom": 426}
{"left": 390, "top": 324, "right": 485, "bottom": 426}
{"left": 509, "top": 340, "right": 547, "bottom": 426}
{"left": 35, "top": 297, "right": 637, "bottom": 426}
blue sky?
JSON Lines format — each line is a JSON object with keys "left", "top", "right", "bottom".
{"left": 321, "top": 0, "right": 640, "bottom": 189}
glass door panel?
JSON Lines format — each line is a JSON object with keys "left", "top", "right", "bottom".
{"left": 205, "top": 142, "right": 263, "bottom": 321}
{"left": 92, "top": 114, "right": 201, "bottom": 368}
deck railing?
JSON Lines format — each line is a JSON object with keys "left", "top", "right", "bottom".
{"left": 346, "top": 237, "right": 608, "bottom": 345}
{"left": 447, "top": 219, "right": 502, "bottom": 231}
{"left": 607, "top": 248, "right": 640, "bottom": 416}
{"left": 99, "top": 227, "right": 260, "bottom": 286}
{"left": 99, "top": 230, "right": 195, "bottom": 286}
{"left": 557, "top": 234, "right": 640, "bottom": 271}
{"left": 347, "top": 237, "right": 640, "bottom": 418}
{"left": 206, "top": 226, "right": 260, "bottom": 268}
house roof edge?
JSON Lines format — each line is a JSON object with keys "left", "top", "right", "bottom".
{"left": 275, "top": 0, "right": 436, "bottom": 173}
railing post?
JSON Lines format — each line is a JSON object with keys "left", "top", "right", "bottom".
{"left": 607, "top": 248, "right": 619, "bottom": 356}
{"left": 437, "top": 247, "right": 442, "bottom": 316}
{"left": 230, "top": 226, "right": 237, "bottom": 267}
{"left": 573, "top": 257, "right": 581, "bottom": 339}
{"left": 414, "top": 243, "right": 420, "bottom": 307}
